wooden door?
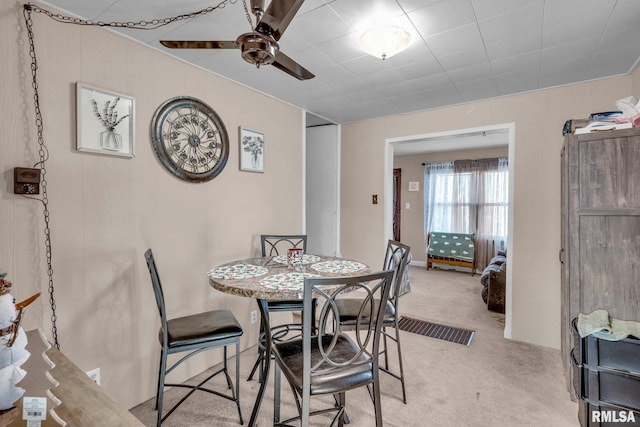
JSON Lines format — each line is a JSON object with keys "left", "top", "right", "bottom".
{"left": 571, "top": 131, "right": 640, "bottom": 320}
{"left": 393, "top": 168, "right": 401, "bottom": 241}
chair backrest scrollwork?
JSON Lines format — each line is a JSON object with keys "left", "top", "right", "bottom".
{"left": 260, "top": 234, "right": 307, "bottom": 256}
{"left": 302, "top": 269, "right": 395, "bottom": 379}
{"left": 383, "top": 240, "right": 411, "bottom": 305}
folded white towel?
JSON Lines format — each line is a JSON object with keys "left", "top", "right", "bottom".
{"left": 577, "top": 310, "right": 610, "bottom": 337}
{"left": 577, "top": 310, "right": 640, "bottom": 341}
{"left": 604, "top": 318, "right": 640, "bottom": 341}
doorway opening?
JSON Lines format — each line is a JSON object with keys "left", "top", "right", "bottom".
{"left": 383, "top": 123, "right": 515, "bottom": 339}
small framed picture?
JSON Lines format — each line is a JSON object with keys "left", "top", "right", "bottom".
{"left": 76, "top": 82, "right": 135, "bottom": 157}
{"left": 239, "top": 127, "right": 264, "bottom": 173}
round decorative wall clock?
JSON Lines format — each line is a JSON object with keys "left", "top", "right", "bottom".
{"left": 150, "top": 96, "right": 229, "bottom": 182}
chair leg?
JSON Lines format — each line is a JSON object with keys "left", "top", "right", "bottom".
{"left": 247, "top": 348, "right": 262, "bottom": 382}
{"left": 311, "top": 299, "right": 317, "bottom": 334}
{"left": 331, "top": 394, "right": 350, "bottom": 425}
{"left": 273, "top": 362, "right": 281, "bottom": 424}
{"left": 223, "top": 346, "right": 233, "bottom": 390}
{"left": 154, "top": 350, "right": 163, "bottom": 410}
{"left": 382, "top": 326, "right": 390, "bottom": 370}
{"left": 394, "top": 322, "right": 407, "bottom": 404}
{"left": 301, "top": 381, "right": 311, "bottom": 427}
{"left": 257, "top": 348, "right": 265, "bottom": 383}
{"left": 335, "top": 392, "right": 346, "bottom": 427}
{"left": 156, "top": 349, "right": 168, "bottom": 427}
{"left": 248, "top": 312, "right": 267, "bottom": 382}
{"left": 372, "top": 373, "right": 383, "bottom": 427}
{"left": 235, "top": 341, "right": 244, "bottom": 425}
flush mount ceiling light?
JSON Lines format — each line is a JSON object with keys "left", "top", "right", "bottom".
{"left": 359, "top": 25, "right": 412, "bottom": 60}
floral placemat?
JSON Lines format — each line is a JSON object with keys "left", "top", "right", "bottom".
{"left": 208, "top": 263, "right": 268, "bottom": 280}
{"left": 260, "top": 272, "right": 322, "bottom": 290}
{"left": 310, "top": 260, "right": 367, "bottom": 274}
{"left": 272, "top": 254, "right": 322, "bottom": 265}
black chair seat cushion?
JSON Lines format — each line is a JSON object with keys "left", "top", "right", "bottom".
{"left": 267, "top": 299, "right": 304, "bottom": 311}
{"left": 273, "top": 335, "right": 373, "bottom": 395}
{"left": 161, "top": 309, "right": 243, "bottom": 348}
{"left": 334, "top": 298, "right": 395, "bottom": 325}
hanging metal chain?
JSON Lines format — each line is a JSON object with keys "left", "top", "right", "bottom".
{"left": 242, "top": 0, "right": 255, "bottom": 30}
{"left": 21, "top": 0, "right": 239, "bottom": 350}
{"left": 25, "top": 0, "right": 237, "bottom": 30}
{"left": 23, "top": 5, "right": 59, "bottom": 349}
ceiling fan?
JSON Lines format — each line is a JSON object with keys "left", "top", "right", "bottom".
{"left": 160, "top": 0, "right": 314, "bottom": 80}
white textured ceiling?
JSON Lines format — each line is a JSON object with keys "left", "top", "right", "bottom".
{"left": 393, "top": 127, "right": 509, "bottom": 156}
{"left": 40, "top": 0, "right": 640, "bottom": 124}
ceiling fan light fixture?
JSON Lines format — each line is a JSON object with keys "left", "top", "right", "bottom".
{"left": 359, "top": 25, "right": 411, "bottom": 60}
{"left": 237, "top": 32, "right": 278, "bottom": 67}
{"left": 159, "top": 0, "right": 313, "bottom": 79}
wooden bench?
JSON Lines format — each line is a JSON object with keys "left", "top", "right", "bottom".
{"left": 426, "top": 232, "right": 476, "bottom": 275}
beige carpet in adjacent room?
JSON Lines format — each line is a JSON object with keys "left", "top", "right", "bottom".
{"left": 130, "top": 266, "right": 579, "bottom": 426}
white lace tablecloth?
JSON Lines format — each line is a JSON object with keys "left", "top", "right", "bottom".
{"left": 209, "top": 256, "right": 371, "bottom": 300}
{"left": 310, "top": 260, "right": 367, "bottom": 274}
{"left": 208, "top": 263, "right": 268, "bottom": 280}
{"left": 271, "top": 254, "right": 322, "bottom": 265}
{"left": 259, "top": 272, "right": 322, "bottom": 291}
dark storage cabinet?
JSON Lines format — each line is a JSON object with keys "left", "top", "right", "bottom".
{"left": 571, "top": 319, "right": 640, "bottom": 426}
{"left": 561, "top": 128, "right": 640, "bottom": 397}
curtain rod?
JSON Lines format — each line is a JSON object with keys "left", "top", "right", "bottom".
{"left": 421, "top": 157, "right": 506, "bottom": 166}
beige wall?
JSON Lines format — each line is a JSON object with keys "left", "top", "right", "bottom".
{"left": 1, "top": 1, "right": 302, "bottom": 409}
{"left": 3, "top": 0, "right": 639, "bottom": 410}
{"left": 341, "top": 76, "right": 634, "bottom": 350}
{"left": 393, "top": 146, "right": 509, "bottom": 264}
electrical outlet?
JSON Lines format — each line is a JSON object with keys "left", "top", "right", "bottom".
{"left": 250, "top": 310, "right": 258, "bottom": 324}
{"left": 86, "top": 368, "right": 100, "bottom": 385}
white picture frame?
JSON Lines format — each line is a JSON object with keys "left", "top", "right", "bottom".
{"left": 239, "top": 127, "right": 264, "bottom": 173}
{"left": 76, "top": 82, "right": 135, "bottom": 157}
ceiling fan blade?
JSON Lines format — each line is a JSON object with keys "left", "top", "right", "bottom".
{"left": 160, "top": 40, "right": 238, "bottom": 49}
{"left": 272, "top": 50, "right": 314, "bottom": 80}
{"left": 256, "top": 0, "right": 304, "bottom": 41}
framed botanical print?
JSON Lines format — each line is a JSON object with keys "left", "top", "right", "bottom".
{"left": 76, "top": 82, "right": 135, "bottom": 157}
{"left": 239, "top": 127, "right": 264, "bottom": 172}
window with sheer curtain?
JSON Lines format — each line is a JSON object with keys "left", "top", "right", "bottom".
{"left": 424, "top": 158, "right": 508, "bottom": 269}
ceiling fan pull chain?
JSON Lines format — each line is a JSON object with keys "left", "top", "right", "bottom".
{"left": 241, "top": 0, "right": 255, "bottom": 31}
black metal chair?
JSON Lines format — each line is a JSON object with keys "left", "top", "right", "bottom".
{"left": 270, "top": 269, "right": 396, "bottom": 426}
{"left": 144, "top": 249, "right": 244, "bottom": 426}
{"left": 335, "top": 240, "right": 411, "bottom": 403}
{"left": 247, "top": 234, "right": 309, "bottom": 382}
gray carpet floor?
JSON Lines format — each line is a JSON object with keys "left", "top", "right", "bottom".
{"left": 130, "top": 266, "right": 579, "bottom": 426}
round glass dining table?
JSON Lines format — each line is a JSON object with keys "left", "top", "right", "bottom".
{"left": 208, "top": 254, "right": 371, "bottom": 427}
